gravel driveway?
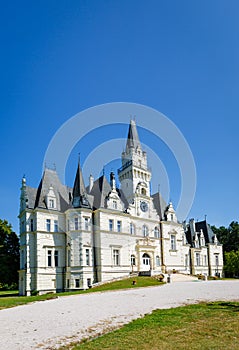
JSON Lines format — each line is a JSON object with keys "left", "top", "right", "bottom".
{"left": 0, "top": 280, "right": 238, "bottom": 349}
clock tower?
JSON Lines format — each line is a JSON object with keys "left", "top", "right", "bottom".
{"left": 118, "top": 120, "right": 152, "bottom": 209}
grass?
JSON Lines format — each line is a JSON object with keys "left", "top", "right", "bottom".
{"left": 0, "top": 290, "right": 18, "bottom": 296}
{"left": 0, "top": 276, "right": 163, "bottom": 310}
{"left": 67, "top": 302, "right": 239, "bottom": 350}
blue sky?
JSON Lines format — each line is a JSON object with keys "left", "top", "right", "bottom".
{"left": 1, "top": 1, "right": 239, "bottom": 232}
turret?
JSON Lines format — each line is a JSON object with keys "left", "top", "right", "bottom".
{"left": 72, "top": 162, "right": 91, "bottom": 208}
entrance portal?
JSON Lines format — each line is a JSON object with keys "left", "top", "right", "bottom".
{"left": 142, "top": 253, "right": 151, "bottom": 271}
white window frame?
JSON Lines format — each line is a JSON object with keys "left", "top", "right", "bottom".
{"left": 54, "top": 220, "right": 58, "bottom": 232}
{"left": 131, "top": 254, "right": 136, "bottom": 266}
{"left": 117, "top": 220, "right": 122, "bottom": 232}
{"left": 54, "top": 250, "right": 59, "bottom": 267}
{"left": 142, "top": 225, "right": 148, "bottom": 237}
{"left": 130, "top": 223, "right": 135, "bottom": 235}
{"left": 109, "top": 219, "right": 114, "bottom": 232}
{"left": 84, "top": 217, "right": 90, "bottom": 231}
{"left": 75, "top": 279, "right": 80, "bottom": 288}
{"left": 47, "top": 250, "right": 52, "bottom": 267}
{"left": 113, "top": 249, "right": 120, "bottom": 266}
{"left": 49, "top": 199, "right": 55, "bottom": 208}
{"left": 46, "top": 219, "right": 51, "bottom": 232}
{"left": 86, "top": 248, "right": 90, "bottom": 266}
{"left": 170, "top": 234, "right": 176, "bottom": 250}
{"left": 185, "top": 254, "right": 188, "bottom": 267}
{"left": 196, "top": 252, "right": 200, "bottom": 266}
{"left": 74, "top": 217, "right": 79, "bottom": 230}
{"left": 30, "top": 218, "right": 34, "bottom": 231}
{"left": 154, "top": 227, "right": 160, "bottom": 238}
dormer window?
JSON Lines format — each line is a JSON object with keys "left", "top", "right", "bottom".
{"left": 49, "top": 199, "right": 55, "bottom": 208}
{"left": 46, "top": 186, "right": 57, "bottom": 210}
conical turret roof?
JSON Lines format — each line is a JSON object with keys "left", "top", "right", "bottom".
{"left": 72, "top": 162, "right": 91, "bottom": 208}
{"left": 126, "top": 119, "right": 141, "bottom": 151}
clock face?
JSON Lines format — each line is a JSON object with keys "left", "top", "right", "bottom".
{"left": 140, "top": 201, "right": 148, "bottom": 212}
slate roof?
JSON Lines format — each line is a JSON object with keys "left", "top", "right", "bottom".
{"left": 33, "top": 168, "right": 71, "bottom": 212}
{"left": 195, "top": 220, "right": 216, "bottom": 244}
{"left": 72, "top": 162, "right": 91, "bottom": 209}
{"left": 126, "top": 119, "right": 141, "bottom": 151}
{"left": 86, "top": 175, "right": 112, "bottom": 210}
{"left": 152, "top": 191, "right": 167, "bottom": 220}
{"left": 186, "top": 219, "right": 217, "bottom": 245}
{"left": 25, "top": 186, "right": 37, "bottom": 209}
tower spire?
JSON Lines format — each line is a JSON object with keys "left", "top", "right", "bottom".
{"left": 126, "top": 119, "right": 141, "bottom": 152}
{"left": 72, "top": 161, "right": 90, "bottom": 208}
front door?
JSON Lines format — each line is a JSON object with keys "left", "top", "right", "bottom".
{"left": 142, "top": 253, "right": 151, "bottom": 271}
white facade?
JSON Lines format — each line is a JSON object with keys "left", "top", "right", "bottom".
{"left": 19, "top": 120, "right": 223, "bottom": 295}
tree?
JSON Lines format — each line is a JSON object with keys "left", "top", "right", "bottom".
{"left": 211, "top": 221, "right": 239, "bottom": 252}
{"left": 212, "top": 222, "right": 239, "bottom": 277}
{"left": 0, "top": 219, "right": 19, "bottom": 288}
{"left": 224, "top": 251, "right": 239, "bottom": 278}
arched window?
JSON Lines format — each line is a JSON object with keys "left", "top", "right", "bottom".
{"left": 154, "top": 227, "right": 160, "bottom": 238}
{"left": 141, "top": 188, "right": 146, "bottom": 195}
{"left": 142, "top": 225, "right": 148, "bottom": 237}
{"left": 156, "top": 255, "right": 160, "bottom": 267}
{"left": 131, "top": 254, "right": 136, "bottom": 266}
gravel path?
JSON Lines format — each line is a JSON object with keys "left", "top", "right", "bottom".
{"left": 0, "top": 280, "right": 238, "bottom": 349}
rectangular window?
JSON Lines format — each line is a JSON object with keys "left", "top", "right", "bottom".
{"left": 170, "top": 235, "right": 176, "bottom": 250}
{"left": 54, "top": 250, "right": 59, "bottom": 267}
{"left": 204, "top": 255, "right": 207, "bottom": 266}
{"left": 86, "top": 249, "right": 90, "bottom": 266}
{"left": 67, "top": 279, "right": 70, "bottom": 288}
{"left": 185, "top": 254, "right": 188, "bottom": 267}
{"left": 87, "top": 278, "right": 92, "bottom": 288}
{"left": 46, "top": 219, "right": 51, "bottom": 232}
{"left": 113, "top": 249, "right": 120, "bottom": 266}
{"left": 196, "top": 253, "right": 200, "bottom": 266}
{"left": 84, "top": 217, "right": 89, "bottom": 230}
{"left": 30, "top": 219, "right": 34, "bottom": 231}
{"left": 47, "top": 250, "right": 52, "bottom": 267}
{"left": 67, "top": 250, "right": 71, "bottom": 267}
{"left": 49, "top": 199, "right": 55, "bottom": 208}
{"left": 74, "top": 217, "right": 79, "bottom": 230}
{"left": 54, "top": 220, "right": 58, "bottom": 232}
{"left": 109, "top": 219, "right": 114, "bottom": 232}
{"left": 75, "top": 279, "right": 80, "bottom": 288}
{"left": 131, "top": 255, "right": 136, "bottom": 266}
{"left": 130, "top": 223, "right": 135, "bottom": 235}
{"left": 117, "top": 221, "right": 121, "bottom": 232}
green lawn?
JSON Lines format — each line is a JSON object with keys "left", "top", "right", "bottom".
{"left": 0, "top": 290, "right": 18, "bottom": 296}
{"left": 0, "top": 276, "right": 163, "bottom": 310}
{"left": 69, "top": 302, "right": 239, "bottom": 350}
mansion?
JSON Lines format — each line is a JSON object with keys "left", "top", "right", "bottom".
{"left": 19, "top": 120, "right": 223, "bottom": 295}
